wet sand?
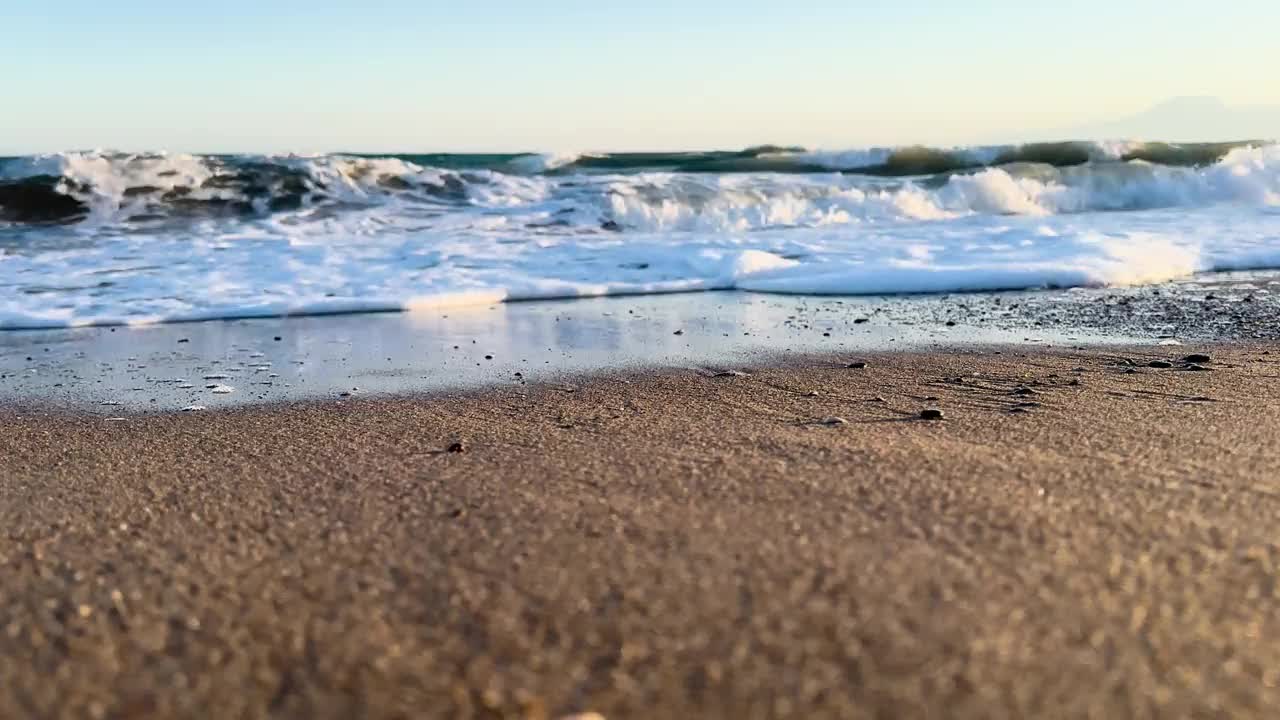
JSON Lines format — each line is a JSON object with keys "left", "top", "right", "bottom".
{"left": 4, "top": 344, "right": 1280, "bottom": 718}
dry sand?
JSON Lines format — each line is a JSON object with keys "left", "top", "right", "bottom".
{"left": 4, "top": 345, "right": 1280, "bottom": 718}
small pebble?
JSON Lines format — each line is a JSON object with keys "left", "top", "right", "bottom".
{"left": 920, "top": 408, "right": 945, "bottom": 420}
{"left": 1183, "top": 354, "right": 1212, "bottom": 364}
{"left": 673, "top": 330, "right": 684, "bottom": 336}
{"left": 846, "top": 361, "right": 867, "bottom": 369}
{"left": 1148, "top": 360, "right": 1173, "bottom": 369}
{"left": 447, "top": 441, "right": 467, "bottom": 453}
{"left": 820, "top": 416, "right": 848, "bottom": 426}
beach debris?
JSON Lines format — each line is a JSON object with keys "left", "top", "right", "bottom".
{"left": 819, "top": 416, "right": 848, "bottom": 426}
{"left": 1147, "top": 360, "right": 1173, "bottom": 369}
{"left": 181, "top": 405, "right": 206, "bottom": 412}
{"left": 209, "top": 385, "right": 234, "bottom": 394}
{"left": 920, "top": 408, "right": 945, "bottom": 420}
{"left": 1183, "top": 353, "right": 1212, "bottom": 364}
{"left": 447, "top": 441, "right": 467, "bottom": 454}
{"left": 711, "top": 370, "right": 745, "bottom": 377}
{"left": 845, "top": 361, "right": 867, "bottom": 369}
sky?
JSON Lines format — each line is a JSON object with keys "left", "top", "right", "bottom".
{"left": 3, "top": 1, "right": 1279, "bottom": 153}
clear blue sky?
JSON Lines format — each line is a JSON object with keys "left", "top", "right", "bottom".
{"left": 3, "top": 1, "right": 1277, "bottom": 153}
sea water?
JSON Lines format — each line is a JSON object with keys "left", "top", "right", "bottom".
{"left": 1, "top": 141, "right": 1277, "bottom": 329}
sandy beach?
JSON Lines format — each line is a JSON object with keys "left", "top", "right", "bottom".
{"left": 5, "top": 343, "right": 1280, "bottom": 718}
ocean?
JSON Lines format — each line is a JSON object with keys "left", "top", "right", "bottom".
{"left": 1, "top": 141, "right": 1277, "bottom": 329}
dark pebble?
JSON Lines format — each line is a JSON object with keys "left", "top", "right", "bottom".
{"left": 945, "top": 321, "right": 956, "bottom": 327}
{"left": 1183, "top": 354, "right": 1212, "bottom": 364}
{"left": 846, "top": 361, "right": 867, "bottom": 369}
{"left": 447, "top": 441, "right": 467, "bottom": 454}
{"left": 920, "top": 408, "right": 945, "bottom": 420}
{"left": 273, "top": 336, "right": 282, "bottom": 341}
{"left": 1183, "top": 363, "right": 1210, "bottom": 372}
{"left": 484, "top": 355, "right": 493, "bottom": 360}
{"left": 673, "top": 330, "right": 684, "bottom": 336}
{"left": 1012, "top": 387, "right": 1039, "bottom": 396}
{"left": 1148, "top": 360, "right": 1173, "bottom": 369}
{"left": 854, "top": 318, "right": 869, "bottom": 324}
{"left": 177, "top": 338, "right": 190, "bottom": 343}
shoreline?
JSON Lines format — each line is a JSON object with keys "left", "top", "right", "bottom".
{"left": 5, "top": 344, "right": 1280, "bottom": 717}
{"left": 13, "top": 277, "right": 1279, "bottom": 413}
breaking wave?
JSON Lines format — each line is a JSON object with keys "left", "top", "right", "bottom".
{"left": 0, "top": 141, "right": 1278, "bottom": 329}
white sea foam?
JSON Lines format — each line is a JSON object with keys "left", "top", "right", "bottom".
{"left": 1, "top": 146, "right": 1278, "bottom": 328}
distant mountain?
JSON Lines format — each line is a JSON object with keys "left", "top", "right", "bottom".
{"left": 1058, "top": 97, "right": 1280, "bottom": 142}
